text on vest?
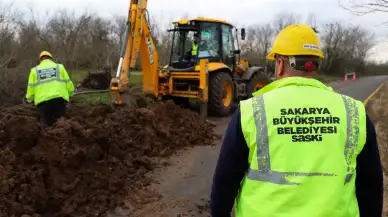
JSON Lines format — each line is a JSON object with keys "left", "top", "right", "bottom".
{"left": 272, "top": 107, "right": 342, "bottom": 142}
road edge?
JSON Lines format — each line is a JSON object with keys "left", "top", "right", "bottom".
{"left": 363, "top": 81, "right": 388, "bottom": 105}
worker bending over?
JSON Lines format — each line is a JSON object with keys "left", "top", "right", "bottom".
{"left": 25, "top": 51, "right": 75, "bottom": 128}
{"left": 210, "top": 24, "right": 383, "bottom": 217}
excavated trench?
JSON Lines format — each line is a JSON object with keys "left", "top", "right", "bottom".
{"left": 0, "top": 100, "right": 217, "bottom": 217}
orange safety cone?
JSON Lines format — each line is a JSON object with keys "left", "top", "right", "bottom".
{"left": 352, "top": 73, "right": 356, "bottom": 80}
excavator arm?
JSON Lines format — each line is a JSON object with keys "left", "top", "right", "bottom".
{"left": 110, "top": 0, "right": 159, "bottom": 104}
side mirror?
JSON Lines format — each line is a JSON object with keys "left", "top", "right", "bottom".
{"left": 241, "top": 28, "right": 246, "bottom": 40}
{"left": 233, "top": 50, "right": 241, "bottom": 54}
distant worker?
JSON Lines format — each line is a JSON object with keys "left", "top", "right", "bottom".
{"left": 210, "top": 24, "right": 383, "bottom": 217}
{"left": 189, "top": 33, "right": 199, "bottom": 57}
{"left": 25, "top": 51, "right": 75, "bottom": 128}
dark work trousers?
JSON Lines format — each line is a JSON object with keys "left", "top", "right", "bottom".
{"left": 37, "top": 97, "right": 67, "bottom": 128}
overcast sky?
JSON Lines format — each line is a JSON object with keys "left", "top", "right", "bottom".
{"left": 10, "top": 0, "right": 388, "bottom": 62}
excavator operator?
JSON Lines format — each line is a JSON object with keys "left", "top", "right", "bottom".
{"left": 210, "top": 24, "right": 383, "bottom": 217}
{"left": 186, "top": 33, "right": 199, "bottom": 61}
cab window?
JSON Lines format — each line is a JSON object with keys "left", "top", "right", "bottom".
{"left": 221, "top": 24, "right": 235, "bottom": 64}
{"left": 198, "top": 22, "right": 220, "bottom": 59}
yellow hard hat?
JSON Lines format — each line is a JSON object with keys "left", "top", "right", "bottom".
{"left": 39, "top": 51, "right": 53, "bottom": 59}
{"left": 266, "top": 24, "right": 324, "bottom": 60}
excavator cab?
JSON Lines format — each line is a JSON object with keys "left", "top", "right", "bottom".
{"left": 161, "top": 18, "right": 272, "bottom": 116}
{"left": 169, "top": 30, "right": 199, "bottom": 70}
{"left": 168, "top": 19, "right": 236, "bottom": 72}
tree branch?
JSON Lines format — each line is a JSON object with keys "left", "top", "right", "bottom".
{"left": 338, "top": 0, "right": 388, "bottom": 15}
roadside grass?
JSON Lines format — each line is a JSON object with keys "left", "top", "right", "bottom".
{"left": 313, "top": 74, "right": 341, "bottom": 83}
{"left": 71, "top": 92, "right": 112, "bottom": 106}
{"left": 68, "top": 70, "right": 88, "bottom": 85}
{"left": 67, "top": 71, "right": 346, "bottom": 106}
{"left": 69, "top": 70, "right": 142, "bottom": 85}
{"left": 127, "top": 71, "right": 142, "bottom": 84}
{"left": 365, "top": 82, "right": 388, "bottom": 215}
{"left": 69, "top": 70, "right": 142, "bottom": 106}
{"left": 69, "top": 70, "right": 340, "bottom": 87}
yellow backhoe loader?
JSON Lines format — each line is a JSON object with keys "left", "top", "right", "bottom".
{"left": 111, "top": 0, "right": 274, "bottom": 116}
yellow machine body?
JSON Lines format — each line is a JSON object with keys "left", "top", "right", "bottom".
{"left": 111, "top": 1, "right": 273, "bottom": 116}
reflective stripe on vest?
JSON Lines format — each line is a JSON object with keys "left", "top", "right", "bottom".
{"left": 246, "top": 94, "right": 361, "bottom": 185}
{"left": 192, "top": 44, "right": 198, "bottom": 55}
{"left": 236, "top": 77, "right": 366, "bottom": 217}
{"left": 28, "top": 64, "right": 70, "bottom": 87}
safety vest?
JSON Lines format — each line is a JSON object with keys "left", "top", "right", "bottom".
{"left": 191, "top": 43, "right": 198, "bottom": 55}
{"left": 236, "top": 77, "right": 366, "bottom": 217}
{"left": 25, "top": 59, "right": 75, "bottom": 106}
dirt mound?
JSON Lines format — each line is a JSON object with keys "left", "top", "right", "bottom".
{"left": 0, "top": 101, "right": 216, "bottom": 217}
{"left": 80, "top": 68, "right": 111, "bottom": 89}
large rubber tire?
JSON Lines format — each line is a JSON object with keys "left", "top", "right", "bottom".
{"left": 246, "top": 72, "right": 271, "bottom": 97}
{"left": 208, "top": 72, "right": 234, "bottom": 116}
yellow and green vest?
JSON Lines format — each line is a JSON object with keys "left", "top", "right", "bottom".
{"left": 192, "top": 43, "right": 198, "bottom": 55}
{"left": 25, "top": 59, "right": 75, "bottom": 106}
{"left": 236, "top": 77, "right": 366, "bottom": 217}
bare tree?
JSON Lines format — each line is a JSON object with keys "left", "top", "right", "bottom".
{"left": 240, "top": 24, "right": 274, "bottom": 65}
{"left": 321, "top": 21, "right": 375, "bottom": 75}
{"left": 272, "top": 12, "right": 302, "bottom": 33}
{"left": 305, "top": 13, "right": 319, "bottom": 32}
{"left": 338, "top": 0, "right": 388, "bottom": 15}
{"left": 256, "top": 24, "right": 274, "bottom": 62}
{"left": 0, "top": 0, "right": 18, "bottom": 67}
{"left": 0, "top": 4, "right": 384, "bottom": 106}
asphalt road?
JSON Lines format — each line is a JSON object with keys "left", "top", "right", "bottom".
{"left": 329, "top": 75, "right": 388, "bottom": 102}
{"left": 140, "top": 75, "right": 388, "bottom": 216}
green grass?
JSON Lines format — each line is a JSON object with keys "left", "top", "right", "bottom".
{"left": 71, "top": 92, "right": 112, "bottom": 106}
{"left": 69, "top": 70, "right": 87, "bottom": 85}
{"left": 314, "top": 74, "right": 341, "bottom": 83}
{"left": 128, "top": 71, "right": 141, "bottom": 84}
{"left": 69, "top": 70, "right": 142, "bottom": 85}
{"left": 68, "top": 70, "right": 142, "bottom": 106}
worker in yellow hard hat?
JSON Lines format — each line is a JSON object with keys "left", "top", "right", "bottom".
{"left": 210, "top": 24, "right": 382, "bottom": 217}
{"left": 39, "top": 51, "right": 53, "bottom": 59}
{"left": 25, "top": 51, "right": 75, "bottom": 129}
